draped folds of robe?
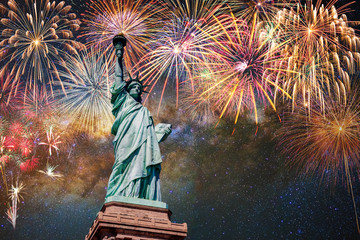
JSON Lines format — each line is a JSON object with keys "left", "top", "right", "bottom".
{"left": 105, "top": 82, "right": 162, "bottom": 201}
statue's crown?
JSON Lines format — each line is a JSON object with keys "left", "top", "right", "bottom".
{"left": 125, "top": 74, "right": 149, "bottom": 94}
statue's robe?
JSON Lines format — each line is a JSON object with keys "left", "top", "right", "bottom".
{"left": 105, "top": 82, "right": 162, "bottom": 201}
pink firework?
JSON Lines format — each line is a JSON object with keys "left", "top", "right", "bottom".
{"left": 39, "top": 126, "right": 62, "bottom": 156}
{"left": 193, "top": 13, "right": 291, "bottom": 124}
{"left": 134, "top": 0, "right": 224, "bottom": 110}
{"left": 19, "top": 157, "right": 39, "bottom": 172}
{"left": 18, "top": 138, "right": 32, "bottom": 157}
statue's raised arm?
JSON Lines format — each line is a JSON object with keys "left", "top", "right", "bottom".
{"left": 113, "top": 34, "right": 127, "bottom": 88}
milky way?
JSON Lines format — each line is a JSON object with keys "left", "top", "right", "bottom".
{"left": 1, "top": 0, "right": 360, "bottom": 239}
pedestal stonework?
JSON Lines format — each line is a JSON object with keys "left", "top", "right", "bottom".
{"left": 85, "top": 201, "right": 187, "bottom": 240}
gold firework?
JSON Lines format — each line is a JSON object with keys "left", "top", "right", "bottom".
{"left": 0, "top": 0, "right": 84, "bottom": 99}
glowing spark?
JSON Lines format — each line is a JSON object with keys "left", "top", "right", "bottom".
{"left": 173, "top": 45, "right": 180, "bottom": 54}
{"left": 7, "top": 181, "right": 25, "bottom": 229}
{"left": 39, "top": 126, "right": 61, "bottom": 156}
{"left": 235, "top": 61, "right": 248, "bottom": 73}
{"left": 38, "top": 165, "right": 63, "bottom": 180}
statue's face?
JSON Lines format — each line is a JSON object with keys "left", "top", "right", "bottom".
{"left": 128, "top": 82, "right": 142, "bottom": 101}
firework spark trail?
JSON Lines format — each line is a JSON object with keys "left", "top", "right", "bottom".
{"left": 7, "top": 181, "right": 25, "bottom": 229}
{"left": 38, "top": 165, "right": 63, "bottom": 180}
{"left": 0, "top": 0, "right": 84, "bottom": 100}
{"left": 57, "top": 48, "right": 115, "bottom": 137}
{"left": 0, "top": 151, "right": 9, "bottom": 193}
{"left": 22, "top": 87, "right": 58, "bottom": 119}
{"left": 162, "top": 0, "right": 225, "bottom": 20}
{"left": 134, "top": 0, "right": 225, "bottom": 110}
{"left": 227, "top": 0, "right": 295, "bottom": 23}
{"left": 276, "top": 0, "right": 360, "bottom": 110}
{"left": 0, "top": 75, "right": 21, "bottom": 112}
{"left": 191, "top": 12, "right": 291, "bottom": 124}
{"left": 278, "top": 94, "right": 360, "bottom": 232}
{"left": 0, "top": 103, "right": 66, "bottom": 228}
{"left": 180, "top": 69, "right": 218, "bottom": 125}
{"left": 80, "top": 0, "right": 162, "bottom": 70}
{"left": 39, "top": 125, "right": 61, "bottom": 157}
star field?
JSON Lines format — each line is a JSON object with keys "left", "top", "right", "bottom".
{"left": 0, "top": 0, "right": 360, "bottom": 239}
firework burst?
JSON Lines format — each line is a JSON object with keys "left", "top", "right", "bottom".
{"left": 180, "top": 68, "right": 219, "bottom": 125}
{"left": 57, "top": 48, "right": 115, "bottom": 137}
{"left": 277, "top": 0, "right": 360, "bottom": 109}
{"left": 0, "top": 0, "right": 84, "bottom": 99}
{"left": 193, "top": 13, "right": 291, "bottom": 124}
{"left": 81, "top": 0, "right": 162, "bottom": 69}
{"left": 278, "top": 95, "right": 360, "bottom": 183}
{"left": 39, "top": 125, "right": 61, "bottom": 157}
{"left": 181, "top": 91, "right": 217, "bottom": 126}
{"left": 134, "top": 0, "right": 224, "bottom": 109}
{"left": 278, "top": 94, "right": 360, "bottom": 232}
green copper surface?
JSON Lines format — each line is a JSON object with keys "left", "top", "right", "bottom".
{"left": 105, "top": 196, "right": 168, "bottom": 209}
{"left": 105, "top": 35, "right": 171, "bottom": 203}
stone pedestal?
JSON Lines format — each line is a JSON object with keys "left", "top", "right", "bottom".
{"left": 85, "top": 201, "right": 187, "bottom": 240}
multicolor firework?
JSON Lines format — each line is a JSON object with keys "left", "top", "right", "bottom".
{"left": 81, "top": 0, "right": 162, "bottom": 69}
{"left": 192, "top": 13, "right": 291, "bottom": 124}
{"left": 134, "top": 0, "right": 224, "bottom": 109}
{"left": 57, "top": 48, "right": 115, "bottom": 137}
{"left": 276, "top": 0, "right": 360, "bottom": 110}
{"left": 22, "top": 88, "right": 58, "bottom": 119}
{"left": 0, "top": 111, "right": 67, "bottom": 228}
{"left": 0, "top": 0, "right": 84, "bottom": 99}
{"left": 227, "top": 0, "right": 294, "bottom": 23}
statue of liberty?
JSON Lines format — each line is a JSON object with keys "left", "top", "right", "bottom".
{"left": 105, "top": 34, "right": 171, "bottom": 203}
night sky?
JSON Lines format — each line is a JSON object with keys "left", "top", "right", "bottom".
{"left": 1, "top": 0, "right": 360, "bottom": 239}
